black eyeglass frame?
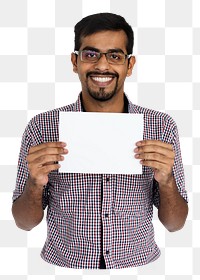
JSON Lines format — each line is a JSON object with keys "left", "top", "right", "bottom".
{"left": 74, "top": 50, "right": 132, "bottom": 65}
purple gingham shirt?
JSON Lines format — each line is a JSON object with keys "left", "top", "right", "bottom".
{"left": 13, "top": 94, "right": 188, "bottom": 269}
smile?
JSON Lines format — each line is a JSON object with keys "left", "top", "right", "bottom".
{"left": 91, "top": 76, "right": 113, "bottom": 83}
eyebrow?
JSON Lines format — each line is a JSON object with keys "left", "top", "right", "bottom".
{"left": 81, "top": 46, "right": 125, "bottom": 54}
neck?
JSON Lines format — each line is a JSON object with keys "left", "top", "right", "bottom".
{"left": 81, "top": 92, "right": 125, "bottom": 113}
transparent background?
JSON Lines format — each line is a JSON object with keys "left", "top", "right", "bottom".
{"left": 0, "top": 0, "right": 199, "bottom": 279}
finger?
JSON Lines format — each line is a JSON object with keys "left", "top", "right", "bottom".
{"left": 134, "top": 143, "right": 174, "bottom": 159}
{"left": 27, "top": 147, "right": 68, "bottom": 162}
{"left": 28, "top": 161, "right": 61, "bottom": 186}
{"left": 29, "top": 142, "right": 66, "bottom": 154}
{"left": 139, "top": 159, "right": 173, "bottom": 174}
{"left": 135, "top": 152, "right": 174, "bottom": 165}
{"left": 28, "top": 154, "right": 65, "bottom": 169}
{"left": 34, "top": 162, "right": 61, "bottom": 175}
{"left": 136, "top": 140, "right": 173, "bottom": 151}
{"left": 44, "top": 161, "right": 58, "bottom": 166}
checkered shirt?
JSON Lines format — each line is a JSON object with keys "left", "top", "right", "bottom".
{"left": 13, "top": 93, "right": 188, "bottom": 269}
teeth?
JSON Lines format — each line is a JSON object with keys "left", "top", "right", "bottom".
{"left": 91, "top": 77, "right": 112, "bottom": 83}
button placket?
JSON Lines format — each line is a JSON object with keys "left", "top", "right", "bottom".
{"left": 101, "top": 175, "right": 112, "bottom": 262}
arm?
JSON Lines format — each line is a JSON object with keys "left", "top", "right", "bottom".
{"left": 134, "top": 140, "right": 188, "bottom": 232}
{"left": 12, "top": 142, "right": 68, "bottom": 231}
{"left": 12, "top": 177, "right": 44, "bottom": 231}
{"left": 157, "top": 177, "right": 188, "bottom": 232}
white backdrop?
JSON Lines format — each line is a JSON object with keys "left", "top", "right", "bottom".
{"left": 0, "top": 0, "right": 199, "bottom": 279}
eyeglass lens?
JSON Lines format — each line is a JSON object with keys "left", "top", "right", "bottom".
{"left": 81, "top": 50, "right": 126, "bottom": 64}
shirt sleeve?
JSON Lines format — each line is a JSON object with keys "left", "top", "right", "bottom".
{"left": 12, "top": 119, "right": 49, "bottom": 210}
{"left": 153, "top": 116, "right": 188, "bottom": 208}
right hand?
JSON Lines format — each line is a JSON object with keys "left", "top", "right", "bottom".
{"left": 26, "top": 142, "right": 68, "bottom": 189}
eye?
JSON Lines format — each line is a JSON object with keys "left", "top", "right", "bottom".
{"left": 83, "top": 50, "right": 98, "bottom": 58}
{"left": 109, "top": 52, "right": 123, "bottom": 60}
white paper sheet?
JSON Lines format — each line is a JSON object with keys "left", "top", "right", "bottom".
{"left": 59, "top": 112, "right": 143, "bottom": 174}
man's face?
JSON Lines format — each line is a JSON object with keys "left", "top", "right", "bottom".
{"left": 71, "top": 30, "right": 135, "bottom": 102}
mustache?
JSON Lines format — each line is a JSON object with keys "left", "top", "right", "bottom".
{"left": 86, "top": 71, "right": 119, "bottom": 78}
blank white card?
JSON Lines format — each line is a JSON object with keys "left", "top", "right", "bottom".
{"left": 59, "top": 112, "right": 143, "bottom": 174}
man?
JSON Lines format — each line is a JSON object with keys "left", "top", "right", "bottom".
{"left": 12, "top": 13, "right": 188, "bottom": 269}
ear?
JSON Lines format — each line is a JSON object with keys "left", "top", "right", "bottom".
{"left": 71, "top": 52, "right": 78, "bottom": 73}
{"left": 127, "top": 56, "right": 136, "bottom": 77}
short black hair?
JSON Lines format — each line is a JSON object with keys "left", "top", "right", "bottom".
{"left": 74, "top": 13, "right": 134, "bottom": 54}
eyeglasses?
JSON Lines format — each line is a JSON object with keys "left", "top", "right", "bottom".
{"left": 74, "top": 50, "right": 132, "bottom": 65}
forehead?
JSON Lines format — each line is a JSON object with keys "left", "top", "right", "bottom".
{"left": 79, "top": 30, "right": 128, "bottom": 52}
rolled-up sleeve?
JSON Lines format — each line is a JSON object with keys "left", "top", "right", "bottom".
{"left": 12, "top": 119, "right": 49, "bottom": 209}
{"left": 153, "top": 117, "right": 188, "bottom": 208}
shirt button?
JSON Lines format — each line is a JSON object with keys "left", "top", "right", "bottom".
{"left": 106, "top": 250, "right": 109, "bottom": 255}
{"left": 105, "top": 213, "right": 109, "bottom": 218}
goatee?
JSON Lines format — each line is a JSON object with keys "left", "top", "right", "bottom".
{"left": 86, "top": 71, "right": 119, "bottom": 102}
{"left": 87, "top": 87, "right": 118, "bottom": 102}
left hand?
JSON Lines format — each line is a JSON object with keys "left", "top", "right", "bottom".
{"left": 134, "top": 140, "right": 175, "bottom": 186}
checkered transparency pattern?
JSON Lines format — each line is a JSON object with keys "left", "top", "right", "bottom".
{"left": 0, "top": 0, "right": 198, "bottom": 278}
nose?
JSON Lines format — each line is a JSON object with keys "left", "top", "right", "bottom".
{"left": 94, "top": 53, "right": 110, "bottom": 71}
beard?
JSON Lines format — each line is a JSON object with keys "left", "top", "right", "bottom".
{"left": 87, "top": 84, "right": 118, "bottom": 102}
{"left": 86, "top": 71, "right": 119, "bottom": 102}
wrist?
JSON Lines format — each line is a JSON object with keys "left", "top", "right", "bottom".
{"left": 26, "top": 175, "right": 45, "bottom": 189}
{"left": 158, "top": 176, "right": 178, "bottom": 194}
{"left": 25, "top": 177, "right": 44, "bottom": 198}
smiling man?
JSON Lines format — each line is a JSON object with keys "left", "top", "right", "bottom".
{"left": 12, "top": 13, "right": 188, "bottom": 269}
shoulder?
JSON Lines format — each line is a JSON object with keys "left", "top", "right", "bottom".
{"left": 28, "top": 97, "right": 81, "bottom": 128}
{"left": 127, "top": 97, "right": 178, "bottom": 141}
{"left": 128, "top": 99, "right": 177, "bottom": 129}
{"left": 23, "top": 97, "right": 81, "bottom": 144}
